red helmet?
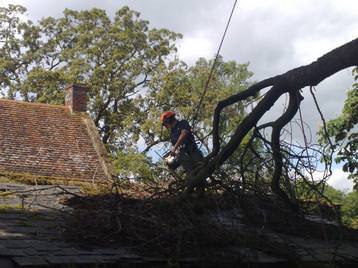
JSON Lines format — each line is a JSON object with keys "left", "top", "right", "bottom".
{"left": 160, "top": 111, "right": 176, "bottom": 123}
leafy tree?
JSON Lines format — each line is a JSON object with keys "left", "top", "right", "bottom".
{"left": 341, "top": 190, "right": 358, "bottom": 228}
{"left": 0, "top": 4, "right": 181, "bottom": 150}
{"left": 139, "top": 56, "right": 253, "bottom": 151}
{"left": 115, "top": 56, "right": 256, "bottom": 180}
{"left": 319, "top": 67, "right": 358, "bottom": 189}
{"left": 0, "top": 5, "right": 42, "bottom": 98}
{"left": 323, "top": 185, "right": 345, "bottom": 204}
{"left": 295, "top": 179, "right": 344, "bottom": 203}
{"left": 138, "top": 57, "right": 258, "bottom": 175}
{"left": 114, "top": 149, "right": 155, "bottom": 180}
{"left": 1, "top": 4, "right": 257, "bottom": 181}
{"left": 294, "top": 181, "right": 358, "bottom": 228}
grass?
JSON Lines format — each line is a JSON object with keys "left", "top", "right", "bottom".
{"left": 0, "top": 172, "right": 112, "bottom": 196}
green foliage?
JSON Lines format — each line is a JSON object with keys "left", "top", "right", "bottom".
{"left": 341, "top": 190, "right": 358, "bottom": 228}
{"left": 295, "top": 179, "right": 358, "bottom": 229}
{"left": 0, "top": 4, "right": 181, "bottom": 148}
{"left": 319, "top": 68, "right": 358, "bottom": 189}
{"left": 323, "top": 185, "right": 345, "bottom": 204}
{"left": 141, "top": 56, "right": 253, "bottom": 151}
{"left": 342, "top": 191, "right": 358, "bottom": 228}
{"left": 295, "top": 179, "right": 344, "bottom": 204}
{"left": 0, "top": 4, "right": 256, "bottom": 181}
{"left": 114, "top": 150, "right": 155, "bottom": 180}
{"left": 0, "top": 4, "right": 42, "bottom": 99}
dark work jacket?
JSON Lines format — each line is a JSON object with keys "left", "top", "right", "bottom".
{"left": 170, "top": 120, "right": 197, "bottom": 151}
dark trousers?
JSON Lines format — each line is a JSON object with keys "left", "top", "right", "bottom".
{"left": 178, "top": 146, "right": 204, "bottom": 177}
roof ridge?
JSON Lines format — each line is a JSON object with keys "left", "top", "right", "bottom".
{"left": 0, "top": 98, "right": 68, "bottom": 110}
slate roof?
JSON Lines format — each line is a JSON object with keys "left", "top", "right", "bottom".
{"left": 0, "top": 99, "right": 109, "bottom": 182}
{"left": 1, "top": 182, "right": 358, "bottom": 267}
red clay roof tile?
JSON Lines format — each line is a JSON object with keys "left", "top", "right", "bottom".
{"left": 0, "top": 99, "right": 108, "bottom": 181}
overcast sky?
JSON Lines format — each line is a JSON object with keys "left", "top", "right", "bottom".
{"left": 1, "top": 0, "right": 357, "bottom": 191}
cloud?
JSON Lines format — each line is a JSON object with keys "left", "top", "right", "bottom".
{"left": 3, "top": 0, "right": 356, "bottom": 75}
{"left": 309, "top": 169, "right": 354, "bottom": 193}
{"left": 224, "top": 0, "right": 358, "bottom": 78}
{"left": 177, "top": 32, "right": 215, "bottom": 64}
{"left": 327, "top": 169, "right": 354, "bottom": 193}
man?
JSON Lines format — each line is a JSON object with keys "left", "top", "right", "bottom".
{"left": 160, "top": 111, "right": 204, "bottom": 176}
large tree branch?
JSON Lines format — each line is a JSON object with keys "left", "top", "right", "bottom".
{"left": 189, "top": 38, "right": 358, "bottom": 195}
{"left": 271, "top": 90, "right": 302, "bottom": 210}
{"left": 211, "top": 76, "right": 278, "bottom": 156}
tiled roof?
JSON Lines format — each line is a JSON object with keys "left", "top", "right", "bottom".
{"left": 0, "top": 99, "right": 109, "bottom": 181}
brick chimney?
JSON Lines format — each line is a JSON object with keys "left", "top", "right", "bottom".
{"left": 65, "top": 84, "right": 88, "bottom": 113}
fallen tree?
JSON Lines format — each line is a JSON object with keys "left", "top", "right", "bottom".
{"left": 62, "top": 38, "right": 358, "bottom": 261}
{"left": 188, "top": 38, "right": 358, "bottom": 207}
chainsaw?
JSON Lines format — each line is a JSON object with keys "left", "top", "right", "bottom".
{"left": 163, "top": 148, "right": 181, "bottom": 170}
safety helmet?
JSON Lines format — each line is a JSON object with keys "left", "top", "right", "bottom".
{"left": 160, "top": 111, "right": 176, "bottom": 124}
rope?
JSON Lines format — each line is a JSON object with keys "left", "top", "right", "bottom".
{"left": 309, "top": 86, "right": 334, "bottom": 179}
{"left": 191, "top": 0, "right": 238, "bottom": 125}
{"left": 298, "top": 94, "right": 329, "bottom": 241}
{"left": 298, "top": 102, "right": 314, "bottom": 180}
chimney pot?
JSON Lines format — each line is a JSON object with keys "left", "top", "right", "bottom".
{"left": 65, "top": 84, "right": 88, "bottom": 112}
